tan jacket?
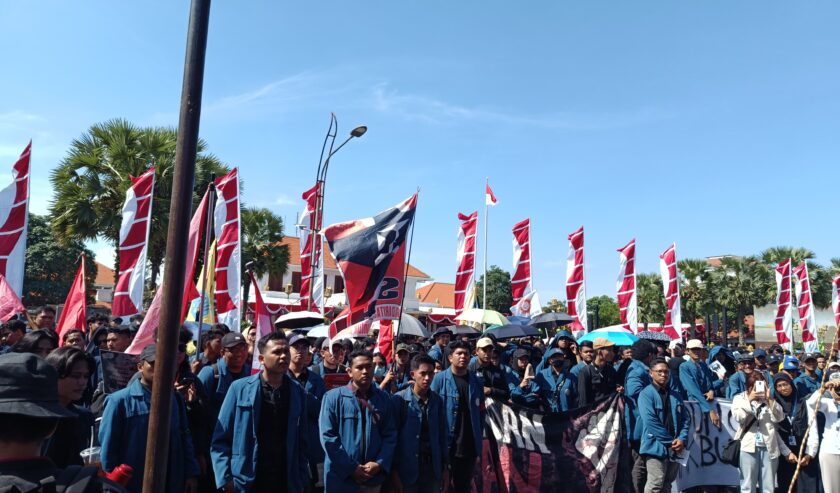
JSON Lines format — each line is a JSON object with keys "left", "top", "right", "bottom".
{"left": 731, "top": 392, "right": 792, "bottom": 459}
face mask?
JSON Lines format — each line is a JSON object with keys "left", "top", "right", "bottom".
{"left": 374, "top": 366, "right": 387, "bottom": 378}
{"left": 551, "top": 359, "right": 563, "bottom": 369}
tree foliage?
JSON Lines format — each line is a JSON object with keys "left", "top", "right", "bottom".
{"left": 241, "top": 207, "right": 289, "bottom": 304}
{"left": 24, "top": 214, "right": 96, "bottom": 306}
{"left": 586, "top": 295, "right": 620, "bottom": 328}
{"left": 48, "top": 119, "right": 231, "bottom": 288}
{"left": 542, "top": 298, "right": 567, "bottom": 313}
{"left": 475, "top": 265, "right": 512, "bottom": 314}
{"left": 636, "top": 273, "right": 665, "bottom": 329}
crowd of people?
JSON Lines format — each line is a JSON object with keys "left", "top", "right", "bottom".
{"left": 1, "top": 306, "right": 839, "bottom": 493}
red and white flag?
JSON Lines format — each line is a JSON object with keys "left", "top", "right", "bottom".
{"left": 616, "top": 239, "right": 638, "bottom": 334}
{"left": 659, "top": 244, "right": 682, "bottom": 343}
{"left": 248, "top": 270, "right": 272, "bottom": 374}
{"left": 0, "top": 273, "right": 25, "bottom": 322}
{"left": 375, "top": 319, "right": 394, "bottom": 364}
{"left": 510, "top": 218, "right": 541, "bottom": 317}
{"left": 454, "top": 212, "right": 478, "bottom": 316}
{"left": 793, "top": 262, "right": 819, "bottom": 353}
{"left": 774, "top": 259, "right": 794, "bottom": 352}
{"left": 214, "top": 169, "right": 242, "bottom": 333}
{"left": 831, "top": 275, "right": 840, "bottom": 335}
{"left": 485, "top": 182, "right": 497, "bottom": 206}
{"left": 299, "top": 183, "right": 324, "bottom": 312}
{"left": 112, "top": 166, "right": 155, "bottom": 318}
{"left": 56, "top": 257, "right": 87, "bottom": 343}
{"left": 0, "top": 142, "right": 31, "bottom": 297}
{"left": 565, "top": 226, "right": 587, "bottom": 336}
{"left": 127, "top": 190, "right": 210, "bottom": 354}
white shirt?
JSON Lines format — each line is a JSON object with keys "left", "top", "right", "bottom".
{"left": 807, "top": 390, "right": 840, "bottom": 456}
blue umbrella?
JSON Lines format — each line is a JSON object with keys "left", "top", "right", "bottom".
{"left": 577, "top": 327, "right": 639, "bottom": 346}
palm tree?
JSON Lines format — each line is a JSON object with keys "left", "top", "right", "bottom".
{"left": 241, "top": 207, "right": 289, "bottom": 306}
{"left": 760, "top": 246, "right": 831, "bottom": 309}
{"left": 636, "top": 273, "right": 665, "bottom": 330}
{"left": 710, "top": 257, "right": 773, "bottom": 345}
{"left": 831, "top": 258, "right": 840, "bottom": 276}
{"left": 760, "top": 246, "right": 816, "bottom": 267}
{"left": 678, "top": 259, "right": 713, "bottom": 338}
{"left": 49, "top": 119, "right": 230, "bottom": 289}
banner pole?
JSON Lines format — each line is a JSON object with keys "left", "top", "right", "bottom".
{"left": 483, "top": 178, "right": 489, "bottom": 312}
{"left": 395, "top": 189, "right": 420, "bottom": 357}
{"left": 195, "top": 178, "right": 216, "bottom": 362}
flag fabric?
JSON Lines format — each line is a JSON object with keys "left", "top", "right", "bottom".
{"left": 793, "top": 262, "right": 819, "bottom": 352}
{"left": 485, "top": 182, "right": 497, "bottom": 206}
{"left": 324, "top": 193, "right": 417, "bottom": 323}
{"left": 616, "top": 239, "right": 638, "bottom": 334}
{"left": 0, "top": 142, "right": 31, "bottom": 297}
{"left": 186, "top": 239, "right": 217, "bottom": 324}
{"left": 248, "top": 270, "right": 272, "bottom": 374}
{"left": 299, "top": 182, "right": 325, "bottom": 312}
{"left": 774, "top": 259, "right": 794, "bottom": 352}
{"left": 831, "top": 275, "right": 840, "bottom": 341}
{"left": 214, "top": 169, "right": 242, "bottom": 333}
{"left": 112, "top": 166, "right": 155, "bottom": 317}
{"left": 0, "top": 273, "right": 25, "bottom": 322}
{"left": 454, "top": 212, "right": 478, "bottom": 317}
{"left": 510, "top": 218, "right": 541, "bottom": 317}
{"left": 56, "top": 257, "right": 87, "bottom": 344}
{"left": 127, "top": 190, "right": 210, "bottom": 355}
{"left": 375, "top": 319, "right": 394, "bottom": 364}
{"left": 328, "top": 306, "right": 369, "bottom": 339}
{"left": 566, "top": 226, "right": 587, "bottom": 337}
{"left": 659, "top": 244, "right": 682, "bottom": 343}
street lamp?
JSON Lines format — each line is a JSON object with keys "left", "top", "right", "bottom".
{"left": 308, "top": 114, "right": 366, "bottom": 310}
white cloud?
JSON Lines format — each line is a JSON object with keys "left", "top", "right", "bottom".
{"left": 275, "top": 194, "right": 297, "bottom": 207}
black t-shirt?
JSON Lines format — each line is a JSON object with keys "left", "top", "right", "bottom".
{"left": 452, "top": 373, "right": 475, "bottom": 459}
{"left": 255, "top": 377, "right": 290, "bottom": 493}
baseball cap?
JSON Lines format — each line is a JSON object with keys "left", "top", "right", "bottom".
{"left": 545, "top": 348, "right": 563, "bottom": 360}
{"left": 288, "top": 334, "right": 308, "bottom": 348}
{"left": 513, "top": 348, "right": 530, "bottom": 360}
{"left": 782, "top": 356, "right": 800, "bottom": 371}
{"left": 396, "top": 343, "right": 410, "bottom": 354}
{"left": 476, "top": 337, "right": 495, "bottom": 349}
{"left": 555, "top": 330, "right": 574, "bottom": 341}
{"left": 593, "top": 337, "right": 615, "bottom": 350}
{"left": 828, "top": 361, "right": 840, "bottom": 371}
{"left": 221, "top": 332, "right": 247, "bottom": 349}
{"left": 803, "top": 353, "right": 818, "bottom": 362}
{"left": 753, "top": 348, "right": 767, "bottom": 358}
{"left": 0, "top": 353, "right": 75, "bottom": 418}
{"left": 737, "top": 352, "right": 754, "bottom": 363}
{"left": 686, "top": 339, "right": 704, "bottom": 350}
{"left": 140, "top": 344, "right": 157, "bottom": 362}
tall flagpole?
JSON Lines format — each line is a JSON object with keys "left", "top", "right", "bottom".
{"left": 483, "top": 177, "right": 489, "bottom": 310}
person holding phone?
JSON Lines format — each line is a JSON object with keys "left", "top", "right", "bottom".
{"left": 731, "top": 372, "right": 795, "bottom": 493}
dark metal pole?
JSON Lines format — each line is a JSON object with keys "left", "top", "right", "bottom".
{"left": 142, "top": 0, "right": 211, "bottom": 491}
{"left": 195, "top": 178, "right": 217, "bottom": 362}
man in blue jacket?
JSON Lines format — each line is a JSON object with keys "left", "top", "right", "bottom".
{"left": 427, "top": 327, "right": 452, "bottom": 370}
{"left": 288, "top": 334, "right": 327, "bottom": 491}
{"left": 99, "top": 344, "right": 199, "bottom": 493}
{"left": 534, "top": 348, "right": 576, "bottom": 412}
{"left": 431, "top": 341, "right": 483, "bottom": 492}
{"left": 638, "top": 357, "right": 690, "bottom": 493}
{"left": 623, "top": 339, "right": 656, "bottom": 493}
{"left": 679, "top": 339, "right": 721, "bottom": 428}
{"left": 197, "top": 332, "right": 250, "bottom": 429}
{"left": 211, "top": 332, "right": 309, "bottom": 493}
{"left": 727, "top": 353, "right": 754, "bottom": 399}
{"left": 320, "top": 350, "right": 397, "bottom": 493}
{"left": 794, "top": 353, "right": 821, "bottom": 398}
{"left": 390, "top": 355, "right": 448, "bottom": 493}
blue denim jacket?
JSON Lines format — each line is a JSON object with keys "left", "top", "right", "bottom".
{"left": 295, "top": 369, "right": 327, "bottom": 465}
{"left": 638, "top": 384, "right": 691, "bottom": 459}
{"left": 679, "top": 359, "right": 717, "bottom": 413}
{"left": 534, "top": 367, "right": 576, "bottom": 412}
{"left": 210, "top": 374, "right": 309, "bottom": 492}
{"left": 430, "top": 368, "right": 483, "bottom": 456}
{"left": 319, "top": 384, "right": 397, "bottom": 493}
{"left": 391, "top": 388, "right": 448, "bottom": 486}
{"left": 624, "top": 360, "right": 652, "bottom": 441}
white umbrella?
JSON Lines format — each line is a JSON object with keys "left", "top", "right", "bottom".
{"left": 304, "top": 324, "right": 329, "bottom": 339}
{"left": 455, "top": 308, "right": 510, "bottom": 327}
{"left": 392, "top": 314, "right": 430, "bottom": 338}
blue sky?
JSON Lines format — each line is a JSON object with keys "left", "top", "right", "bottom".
{"left": 1, "top": 1, "right": 838, "bottom": 303}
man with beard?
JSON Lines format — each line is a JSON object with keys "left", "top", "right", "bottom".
{"left": 577, "top": 338, "right": 622, "bottom": 406}
{"left": 212, "top": 333, "right": 309, "bottom": 493}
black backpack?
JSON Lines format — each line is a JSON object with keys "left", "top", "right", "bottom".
{"left": 0, "top": 465, "right": 126, "bottom": 493}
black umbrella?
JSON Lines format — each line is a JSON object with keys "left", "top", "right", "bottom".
{"left": 441, "top": 324, "right": 481, "bottom": 336}
{"left": 529, "top": 312, "right": 574, "bottom": 328}
{"left": 484, "top": 324, "right": 541, "bottom": 340}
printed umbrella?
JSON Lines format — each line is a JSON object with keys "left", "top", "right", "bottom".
{"left": 577, "top": 327, "right": 639, "bottom": 346}
{"left": 484, "top": 324, "right": 541, "bottom": 340}
{"left": 455, "top": 308, "right": 510, "bottom": 327}
{"left": 635, "top": 330, "right": 673, "bottom": 343}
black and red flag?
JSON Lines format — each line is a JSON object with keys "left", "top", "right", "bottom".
{"left": 324, "top": 193, "right": 417, "bottom": 327}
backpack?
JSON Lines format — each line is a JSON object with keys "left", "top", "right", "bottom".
{"left": 0, "top": 465, "right": 121, "bottom": 493}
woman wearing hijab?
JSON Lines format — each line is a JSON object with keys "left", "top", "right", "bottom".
{"left": 773, "top": 373, "right": 820, "bottom": 492}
